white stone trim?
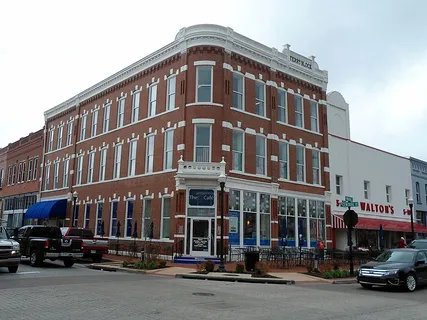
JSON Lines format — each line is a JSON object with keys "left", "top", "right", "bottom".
{"left": 192, "top": 118, "right": 215, "bottom": 124}
{"left": 245, "top": 128, "right": 257, "bottom": 135}
{"left": 177, "top": 144, "right": 185, "bottom": 151}
{"left": 186, "top": 102, "right": 223, "bottom": 108}
{"left": 178, "top": 121, "right": 186, "bottom": 128}
{"left": 222, "top": 145, "right": 230, "bottom": 152}
{"left": 222, "top": 121, "right": 233, "bottom": 129}
{"left": 271, "top": 155, "right": 278, "bottom": 162}
{"left": 180, "top": 65, "right": 188, "bottom": 72}
{"left": 324, "top": 167, "right": 330, "bottom": 172}
{"left": 194, "top": 60, "right": 216, "bottom": 66}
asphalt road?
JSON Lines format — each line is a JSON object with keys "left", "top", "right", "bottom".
{"left": 1, "top": 259, "right": 427, "bottom": 320}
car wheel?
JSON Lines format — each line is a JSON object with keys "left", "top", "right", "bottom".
{"left": 360, "top": 283, "right": 373, "bottom": 289}
{"left": 8, "top": 266, "right": 18, "bottom": 273}
{"left": 63, "top": 259, "right": 74, "bottom": 268}
{"left": 30, "top": 250, "right": 41, "bottom": 267}
{"left": 92, "top": 255, "right": 102, "bottom": 263}
{"left": 404, "top": 273, "right": 417, "bottom": 292}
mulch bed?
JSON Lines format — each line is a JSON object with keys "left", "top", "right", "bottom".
{"left": 192, "top": 271, "right": 279, "bottom": 278}
{"left": 302, "top": 272, "right": 356, "bottom": 279}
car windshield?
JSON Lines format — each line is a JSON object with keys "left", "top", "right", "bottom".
{"left": 375, "top": 250, "right": 415, "bottom": 263}
{"left": 408, "top": 241, "right": 427, "bottom": 249}
{"left": 0, "top": 227, "right": 9, "bottom": 240}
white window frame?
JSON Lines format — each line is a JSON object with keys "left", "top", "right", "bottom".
{"left": 103, "top": 103, "right": 111, "bottom": 133}
{"left": 164, "top": 130, "right": 174, "bottom": 170}
{"left": 145, "top": 135, "right": 155, "bottom": 173}
{"left": 312, "top": 149, "right": 320, "bottom": 185}
{"left": 125, "top": 199, "right": 134, "bottom": 238}
{"left": 33, "top": 158, "right": 38, "bottom": 180}
{"left": 277, "top": 89, "right": 287, "bottom": 123}
{"left": 110, "top": 201, "right": 118, "bottom": 237}
{"left": 84, "top": 203, "right": 90, "bottom": 229}
{"left": 232, "top": 72, "right": 244, "bottom": 110}
{"left": 53, "top": 161, "right": 59, "bottom": 189}
{"left": 232, "top": 129, "right": 244, "bottom": 171}
{"left": 310, "top": 100, "right": 319, "bottom": 132}
{"left": 196, "top": 65, "right": 213, "bottom": 103}
{"left": 128, "top": 140, "right": 137, "bottom": 176}
{"left": 416, "top": 182, "right": 421, "bottom": 203}
{"left": 336, "top": 175, "right": 343, "bottom": 195}
{"left": 279, "top": 141, "right": 289, "bottom": 180}
{"left": 63, "top": 158, "right": 69, "bottom": 188}
{"left": 12, "top": 164, "right": 16, "bottom": 185}
{"left": 91, "top": 109, "right": 98, "bottom": 137}
{"left": 148, "top": 84, "right": 157, "bottom": 117}
{"left": 57, "top": 125, "right": 64, "bottom": 149}
{"left": 386, "top": 185, "right": 392, "bottom": 203}
{"left": 117, "top": 98, "right": 125, "bottom": 128}
{"left": 166, "top": 76, "right": 176, "bottom": 111}
{"left": 193, "top": 124, "right": 212, "bottom": 162}
{"left": 80, "top": 114, "right": 87, "bottom": 141}
{"left": 256, "top": 135, "right": 267, "bottom": 176}
{"left": 255, "top": 81, "right": 266, "bottom": 117}
{"left": 160, "top": 196, "right": 171, "bottom": 239}
{"left": 48, "top": 129, "right": 54, "bottom": 152}
{"left": 131, "top": 90, "right": 140, "bottom": 123}
{"left": 295, "top": 95, "right": 304, "bottom": 128}
{"left": 99, "top": 148, "right": 107, "bottom": 181}
{"left": 27, "top": 158, "right": 33, "bottom": 181}
{"left": 44, "top": 164, "right": 50, "bottom": 190}
{"left": 96, "top": 202, "right": 104, "bottom": 236}
{"left": 0, "top": 168, "right": 3, "bottom": 188}
{"left": 66, "top": 121, "right": 73, "bottom": 146}
{"left": 18, "top": 163, "right": 22, "bottom": 183}
{"left": 113, "top": 144, "right": 122, "bottom": 179}
{"left": 405, "top": 189, "right": 410, "bottom": 205}
{"left": 76, "top": 155, "right": 83, "bottom": 185}
{"left": 87, "top": 152, "right": 95, "bottom": 183}
{"left": 296, "top": 145, "right": 305, "bottom": 182}
{"left": 142, "top": 197, "right": 152, "bottom": 239}
{"left": 364, "top": 181, "right": 370, "bottom": 200}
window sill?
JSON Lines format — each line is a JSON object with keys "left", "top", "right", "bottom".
{"left": 186, "top": 102, "right": 223, "bottom": 107}
{"left": 42, "top": 187, "right": 69, "bottom": 193}
{"left": 230, "top": 107, "right": 270, "bottom": 121}
{"left": 276, "top": 121, "right": 323, "bottom": 136}
{"left": 229, "top": 170, "right": 272, "bottom": 180}
{"left": 44, "top": 144, "right": 73, "bottom": 156}
{"left": 278, "top": 178, "right": 325, "bottom": 188}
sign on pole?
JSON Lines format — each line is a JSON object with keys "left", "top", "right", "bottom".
{"left": 345, "top": 196, "right": 353, "bottom": 202}
{"left": 340, "top": 201, "right": 359, "bottom": 208}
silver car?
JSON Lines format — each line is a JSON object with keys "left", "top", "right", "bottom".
{"left": 0, "top": 226, "right": 21, "bottom": 273}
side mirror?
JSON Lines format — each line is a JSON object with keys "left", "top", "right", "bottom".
{"left": 416, "top": 260, "right": 425, "bottom": 266}
{"left": 10, "top": 235, "right": 15, "bottom": 240}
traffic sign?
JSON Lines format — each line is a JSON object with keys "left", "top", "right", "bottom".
{"left": 340, "top": 201, "right": 359, "bottom": 208}
{"left": 343, "top": 209, "right": 359, "bottom": 228}
{"left": 345, "top": 196, "right": 353, "bottom": 202}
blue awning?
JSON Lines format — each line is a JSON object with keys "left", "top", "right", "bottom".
{"left": 25, "top": 199, "right": 67, "bottom": 219}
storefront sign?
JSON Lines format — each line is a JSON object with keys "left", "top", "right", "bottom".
{"left": 189, "top": 189, "right": 214, "bottom": 207}
{"left": 290, "top": 56, "right": 312, "bottom": 69}
{"left": 228, "top": 211, "right": 240, "bottom": 246}
{"left": 336, "top": 200, "right": 395, "bottom": 214}
{"left": 192, "top": 238, "right": 208, "bottom": 252}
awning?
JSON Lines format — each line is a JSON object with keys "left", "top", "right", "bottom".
{"left": 25, "top": 199, "right": 67, "bottom": 219}
{"left": 332, "top": 214, "right": 427, "bottom": 233}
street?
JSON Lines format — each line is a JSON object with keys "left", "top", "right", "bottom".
{"left": 1, "top": 259, "right": 427, "bottom": 320}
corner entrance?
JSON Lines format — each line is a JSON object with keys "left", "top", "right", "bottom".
{"left": 190, "top": 218, "right": 215, "bottom": 257}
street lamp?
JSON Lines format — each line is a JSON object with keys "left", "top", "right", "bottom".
{"left": 72, "top": 191, "right": 78, "bottom": 227}
{"left": 408, "top": 197, "right": 415, "bottom": 242}
{"left": 217, "top": 173, "right": 226, "bottom": 272}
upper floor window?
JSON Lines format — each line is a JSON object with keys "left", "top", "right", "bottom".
{"left": 312, "top": 150, "right": 320, "bottom": 185}
{"left": 278, "top": 89, "right": 287, "bottom": 123}
{"left": 66, "top": 121, "right": 73, "bottom": 146}
{"left": 232, "top": 130, "right": 244, "bottom": 171}
{"left": 194, "top": 124, "right": 211, "bottom": 162}
{"left": 148, "top": 84, "right": 157, "bottom": 117}
{"left": 103, "top": 104, "right": 110, "bottom": 133}
{"left": 91, "top": 109, "right": 98, "bottom": 137}
{"left": 27, "top": 159, "right": 33, "bottom": 181}
{"left": 113, "top": 145, "right": 122, "bottom": 179}
{"left": 295, "top": 95, "right": 303, "bottom": 128}
{"left": 80, "top": 114, "right": 87, "bottom": 141}
{"left": 0, "top": 168, "right": 4, "bottom": 187}
{"left": 296, "top": 145, "right": 305, "bottom": 182}
{"left": 386, "top": 185, "right": 392, "bottom": 203}
{"left": 87, "top": 152, "right": 95, "bottom": 183}
{"left": 57, "top": 125, "right": 63, "bottom": 149}
{"left": 233, "top": 73, "right": 244, "bottom": 110}
{"left": 117, "top": 98, "right": 125, "bottom": 128}
{"left": 164, "top": 130, "right": 174, "bottom": 170}
{"left": 12, "top": 165, "right": 17, "bottom": 185}
{"left": 128, "top": 140, "right": 137, "bottom": 176}
{"left": 405, "top": 189, "right": 410, "bottom": 206}
{"left": 364, "top": 181, "right": 370, "bottom": 199}
{"left": 53, "top": 162, "right": 59, "bottom": 189}
{"left": 279, "top": 141, "right": 288, "bottom": 180}
{"left": 99, "top": 148, "right": 107, "bottom": 181}
{"left": 310, "top": 101, "right": 319, "bottom": 132}
{"left": 44, "top": 164, "right": 50, "bottom": 190}
{"left": 256, "top": 135, "right": 266, "bottom": 175}
{"left": 167, "top": 76, "right": 176, "bottom": 111}
{"left": 76, "top": 155, "right": 83, "bottom": 185}
{"left": 196, "top": 66, "right": 212, "bottom": 103}
{"left": 255, "top": 82, "right": 265, "bottom": 117}
{"left": 63, "top": 159, "right": 69, "bottom": 188}
{"left": 7, "top": 166, "right": 12, "bottom": 185}
{"left": 336, "top": 175, "right": 343, "bottom": 195}
{"left": 161, "top": 197, "right": 171, "bottom": 239}
{"left": 33, "top": 158, "right": 38, "bottom": 180}
{"left": 416, "top": 182, "right": 421, "bottom": 203}
{"left": 146, "top": 135, "right": 155, "bottom": 173}
{"left": 48, "top": 129, "right": 54, "bottom": 152}
{"left": 131, "top": 91, "right": 140, "bottom": 123}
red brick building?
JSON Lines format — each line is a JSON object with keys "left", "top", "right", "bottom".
{"left": 38, "top": 24, "right": 331, "bottom": 259}
{"left": 0, "top": 129, "right": 43, "bottom": 229}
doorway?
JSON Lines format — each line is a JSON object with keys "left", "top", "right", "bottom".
{"left": 190, "top": 219, "right": 212, "bottom": 256}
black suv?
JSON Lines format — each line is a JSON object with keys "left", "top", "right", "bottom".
{"left": 357, "top": 248, "right": 427, "bottom": 292}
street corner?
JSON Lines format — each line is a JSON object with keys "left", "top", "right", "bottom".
{"left": 175, "top": 272, "right": 296, "bottom": 285}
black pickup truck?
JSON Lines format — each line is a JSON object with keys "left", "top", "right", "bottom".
{"left": 12, "top": 225, "right": 84, "bottom": 268}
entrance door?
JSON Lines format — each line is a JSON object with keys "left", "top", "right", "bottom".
{"left": 190, "top": 219, "right": 211, "bottom": 257}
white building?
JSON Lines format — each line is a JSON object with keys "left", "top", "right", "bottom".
{"left": 327, "top": 91, "right": 426, "bottom": 250}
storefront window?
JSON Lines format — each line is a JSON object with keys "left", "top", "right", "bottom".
{"left": 297, "top": 199, "right": 307, "bottom": 247}
{"left": 260, "top": 194, "right": 270, "bottom": 246}
{"left": 229, "top": 189, "right": 240, "bottom": 210}
{"left": 228, "top": 189, "right": 241, "bottom": 246}
{"left": 243, "top": 191, "right": 257, "bottom": 245}
{"left": 278, "top": 196, "right": 296, "bottom": 246}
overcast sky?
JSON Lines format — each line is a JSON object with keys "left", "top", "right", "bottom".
{"left": 1, "top": 0, "right": 426, "bottom": 159}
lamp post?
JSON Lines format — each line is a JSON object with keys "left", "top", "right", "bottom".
{"left": 408, "top": 198, "right": 415, "bottom": 242}
{"left": 217, "top": 173, "right": 226, "bottom": 272}
{"left": 72, "top": 191, "right": 78, "bottom": 227}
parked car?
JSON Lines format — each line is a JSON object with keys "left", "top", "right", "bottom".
{"left": 60, "top": 227, "right": 108, "bottom": 263}
{"left": 0, "top": 226, "right": 21, "bottom": 273}
{"left": 357, "top": 248, "right": 427, "bottom": 292}
{"left": 408, "top": 239, "right": 427, "bottom": 249}
{"left": 13, "top": 225, "right": 83, "bottom": 268}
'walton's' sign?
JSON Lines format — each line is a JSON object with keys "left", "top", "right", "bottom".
{"left": 336, "top": 200, "right": 395, "bottom": 214}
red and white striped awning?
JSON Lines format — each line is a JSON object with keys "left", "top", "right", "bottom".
{"left": 332, "top": 214, "right": 346, "bottom": 229}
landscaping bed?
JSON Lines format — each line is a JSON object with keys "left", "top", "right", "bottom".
{"left": 120, "top": 259, "right": 168, "bottom": 270}
{"left": 193, "top": 260, "right": 279, "bottom": 278}
{"left": 304, "top": 263, "right": 358, "bottom": 279}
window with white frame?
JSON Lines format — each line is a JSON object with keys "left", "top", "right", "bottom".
{"left": 233, "top": 73, "right": 244, "bottom": 110}
{"left": 405, "top": 189, "right": 410, "bottom": 206}
{"left": 110, "top": 201, "right": 118, "bottom": 236}
{"left": 66, "top": 121, "right": 73, "bottom": 146}
{"left": 194, "top": 124, "right": 211, "bottom": 162}
{"left": 103, "top": 104, "right": 110, "bottom": 133}
{"left": 53, "top": 162, "right": 59, "bottom": 189}
{"left": 33, "top": 158, "right": 38, "bottom": 180}
{"left": 255, "top": 82, "right": 265, "bottom": 117}
{"left": 278, "top": 196, "right": 296, "bottom": 245}
{"left": 336, "top": 175, "right": 343, "bottom": 195}
{"left": 17, "top": 163, "right": 22, "bottom": 182}
{"left": 312, "top": 150, "right": 320, "bottom": 185}
{"left": 131, "top": 91, "right": 140, "bottom": 123}
{"left": 279, "top": 141, "right": 288, "bottom": 179}
{"left": 80, "top": 114, "right": 87, "bottom": 141}
{"left": 48, "top": 129, "right": 54, "bottom": 152}
{"left": 12, "top": 165, "right": 16, "bottom": 184}
{"left": 113, "top": 144, "right": 122, "bottom": 179}
{"left": 297, "top": 199, "right": 308, "bottom": 246}
{"left": 232, "top": 130, "right": 244, "bottom": 171}
{"left": 386, "top": 185, "right": 392, "bottom": 203}
{"left": 196, "top": 66, "right": 212, "bottom": 103}
{"left": 310, "top": 100, "right": 319, "bottom": 132}
{"left": 295, "top": 95, "right": 304, "bottom": 128}
{"left": 96, "top": 202, "right": 103, "bottom": 236}
{"left": 21, "top": 162, "right": 26, "bottom": 182}
{"left": 57, "top": 125, "right": 63, "bottom": 149}
{"left": 416, "top": 182, "right": 421, "bottom": 203}
{"left": 7, "top": 166, "right": 11, "bottom": 185}
{"left": 99, "top": 148, "right": 107, "bottom": 181}
{"left": 0, "top": 168, "right": 3, "bottom": 187}
{"left": 73, "top": 204, "right": 79, "bottom": 227}
{"left": 91, "top": 109, "right": 98, "bottom": 137}
{"left": 167, "top": 76, "right": 176, "bottom": 111}
{"left": 243, "top": 191, "right": 257, "bottom": 245}
{"left": 76, "top": 155, "right": 83, "bottom": 185}
{"left": 44, "top": 164, "right": 50, "bottom": 190}
{"left": 161, "top": 197, "right": 171, "bottom": 239}
{"left": 260, "top": 194, "right": 271, "bottom": 246}
{"left": 63, "top": 158, "right": 69, "bottom": 188}
{"left": 128, "top": 140, "right": 137, "bottom": 176}
{"left": 84, "top": 203, "right": 90, "bottom": 229}
{"left": 278, "top": 89, "right": 287, "bottom": 123}
{"left": 143, "top": 198, "right": 152, "bottom": 238}
{"left": 126, "top": 200, "right": 134, "bottom": 237}
{"left": 117, "top": 98, "right": 125, "bottom": 128}
{"left": 309, "top": 200, "right": 326, "bottom": 246}
{"left": 27, "top": 159, "right": 33, "bottom": 181}
{"left": 256, "top": 135, "right": 266, "bottom": 175}
{"left": 364, "top": 181, "right": 370, "bottom": 199}
{"left": 148, "top": 84, "right": 157, "bottom": 117}
{"left": 87, "top": 152, "right": 95, "bottom": 183}
{"left": 296, "top": 145, "right": 305, "bottom": 182}
{"left": 146, "top": 135, "right": 155, "bottom": 173}
{"left": 164, "top": 130, "right": 174, "bottom": 170}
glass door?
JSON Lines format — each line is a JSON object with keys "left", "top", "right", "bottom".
{"left": 190, "top": 219, "right": 211, "bottom": 257}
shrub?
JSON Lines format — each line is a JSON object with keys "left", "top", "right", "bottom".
{"left": 254, "top": 261, "right": 269, "bottom": 276}
{"left": 235, "top": 263, "right": 245, "bottom": 273}
{"left": 144, "top": 260, "right": 159, "bottom": 270}
{"left": 134, "top": 261, "right": 145, "bottom": 269}
{"left": 121, "top": 261, "right": 129, "bottom": 268}
{"left": 196, "top": 263, "right": 205, "bottom": 273}
{"left": 204, "top": 260, "right": 215, "bottom": 272}
{"left": 158, "top": 260, "right": 167, "bottom": 268}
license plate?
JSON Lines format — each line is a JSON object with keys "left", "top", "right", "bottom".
{"left": 91, "top": 250, "right": 96, "bottom": 254}
{"left": 59, "top": 252, "right": 72, "bottom": 257}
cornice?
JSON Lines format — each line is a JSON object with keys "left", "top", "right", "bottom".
{"left": 44, "top": 24, "right": 328, "bottom": 122}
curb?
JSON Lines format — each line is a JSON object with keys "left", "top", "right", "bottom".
{"left": 175, "top": 274, "right": 295, "bottom": 285}
{"left": 333, "top": 279, "right": 357, "bottom": 284}
{"left": 87, "top": 264, "right": 146, "bottom": 275}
